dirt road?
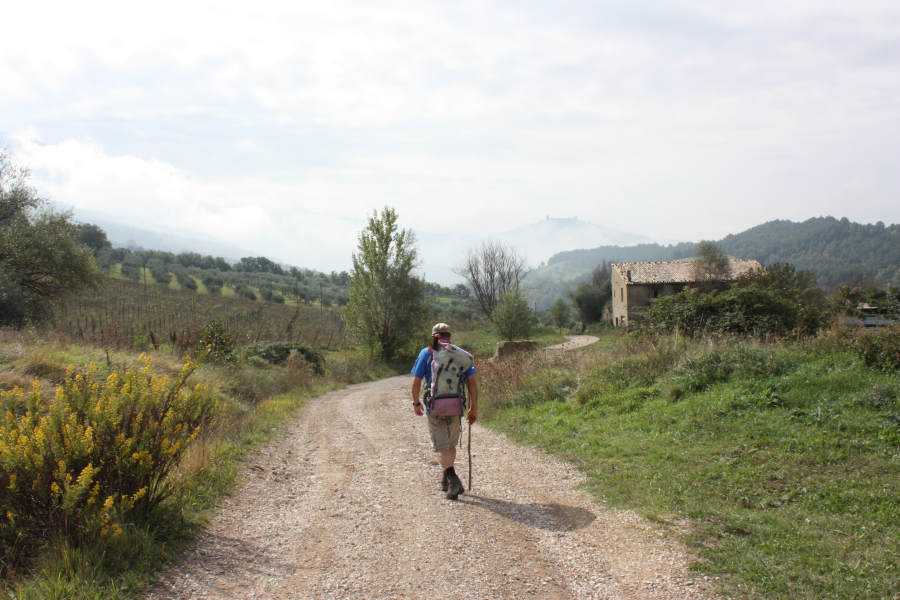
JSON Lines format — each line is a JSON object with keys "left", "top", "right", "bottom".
{"left": 148, "top": 339, "right": 719, "bottom": 599}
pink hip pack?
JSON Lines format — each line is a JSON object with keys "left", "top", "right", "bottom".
{"left": 430, "top": 396, "right": 464, "bottom": 417}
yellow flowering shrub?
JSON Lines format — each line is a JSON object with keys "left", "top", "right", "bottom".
{"left": 0, "top": 355, "right": 218, "bottom": 561}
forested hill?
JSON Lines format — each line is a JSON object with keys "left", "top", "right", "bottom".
{"left": 717, "top": 217, "right": 899, "bottom": 288}
{"left": 525, "top": 217, "right": 898, "bottom": 309}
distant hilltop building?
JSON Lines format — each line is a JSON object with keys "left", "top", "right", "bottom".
{"left": 610, "top": 258, "right": 763, "bottom": 327}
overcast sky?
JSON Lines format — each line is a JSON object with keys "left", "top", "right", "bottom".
{"left": 2, "top": 0, "right": 898, "bottom": 273}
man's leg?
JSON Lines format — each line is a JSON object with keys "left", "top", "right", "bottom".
{"left": 436, "top": 446, "right": 456, "bottom": 469}
{"left": 429, "top": 416, "right": 464, "bottom": 499}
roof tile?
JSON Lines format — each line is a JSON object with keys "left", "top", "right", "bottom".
{"left": 612, "top": 258, "right": 763, "bottom": 284}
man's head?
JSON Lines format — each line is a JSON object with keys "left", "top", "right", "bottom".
{"left": 432, "top": 322, "right": 451, "bottom": 337}
{"left": 431, "top": 323, "right": 451, "bottom": 348}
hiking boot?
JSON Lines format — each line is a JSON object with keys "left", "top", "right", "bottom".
{"left": 441, "top": 470, "right": 449, "bottom": 492}
{"left": 445, "top": 472, "right": 464, "bottom": 500}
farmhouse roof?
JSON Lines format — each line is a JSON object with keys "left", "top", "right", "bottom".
{"left": 612, "top": 258, "right": 763, "bottom": 285}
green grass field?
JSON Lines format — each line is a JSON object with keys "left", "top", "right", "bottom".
{"left": 480, "top": 332, "right": 899, "bottom": 599}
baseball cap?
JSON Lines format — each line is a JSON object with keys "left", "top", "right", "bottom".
{"left": 431, "top": 323, "right": 451, "bottom": 335}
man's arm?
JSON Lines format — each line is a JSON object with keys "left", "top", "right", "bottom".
{"left": 466, "top": 374, "right": 478, "bottom": 424}
{"left": 411, "top": 376, "right": 424, "bottom": 416}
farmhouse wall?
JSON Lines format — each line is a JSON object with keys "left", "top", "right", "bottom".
{"left": 610, "top": 267, "right": 629, "bottom": 328}
{"left": 609, "top": 258, "right": 762, "bottom": 328}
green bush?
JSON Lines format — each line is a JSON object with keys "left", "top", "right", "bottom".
{"left": 198, "top": 320, "right": 235, "bottom": 363}
{"left": 175, "top": 271, "right": 197, "bottom": 291}
{"left": 120, "top": 264, "right": 141, "bottom": 280}
{"left": 240, "top": 342, "right": 323, "bottom": 374}
{"left": 512, "top": 368, "right": 576, "bottom": 409}
{"left": 234, "top": 284, "right": 256, "bottom": 301}
{"left": 147, "top": 260, "right": 171, "bottom": 285}
{"left": 0, "top": 357, "right": 217, "bottom": 572}
{"left": 671, "top": 345, "right": 800, "bottom": 394}
{"left": 672, "top": 350, "right": 734, "bottom": 392}
{"left": 645, "top": 264, "right": 826, "bottom": 338}
{"left": 202, "top": 274, "right": 223, "bottom": 294}
{"left": 853, "top": 325, "right": 900, "bottom": 371}
{"left": 492, "top": 285, "right": 537, "bottom": 340}
{"left": 259, "top": 287, "right": 285, "bottom": 304}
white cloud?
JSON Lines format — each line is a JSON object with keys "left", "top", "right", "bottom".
{"left": 10, "top": 133, "right": 365, "bottom": 270}
{"left": 1, "top": 0, "right": 898, "bottom": 275}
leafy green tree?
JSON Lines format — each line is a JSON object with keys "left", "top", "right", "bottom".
{"left": 342, "top": 207, "right": 427, "bottom": 361}
{"left": 203, "top": 274, "right": 224, "bottom": 294}
{"left": 492, "top": 285, "right": 537, "bottom": 340}
{"left": 234, "top": 283, "right": 256, "bottom": 300}
{"left": 147, "top": 258, "right": 171, "bottom": 284}
{"left": 235, "top": 256, "right": 285, "bottom": 275}
{"left": 75, "top": 223, "right": 112, "bottom": 254}
{"left": 0, "top": 150, "right": 100, "bottom": 326}
{"left": 693, "top": 240, "right": 731, "bottom": 282}
{"left": 177, "top": 271, "right": 198, "bottom": 290}
{"left": 736, "top": 263, "right": 825, "bottom": 334}
{"left": 568, "top": 281, "right": 608, "bottom": 324}
{"left": 550, "top": 298, "right": 570, "bottom": 332}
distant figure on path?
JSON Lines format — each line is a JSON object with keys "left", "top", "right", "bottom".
{"left": 410, "top": 323, "right": 478, "bottom": 499}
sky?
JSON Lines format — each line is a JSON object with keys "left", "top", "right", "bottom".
{"left": 2, "top": 0, "right": 899, "bottom": 275}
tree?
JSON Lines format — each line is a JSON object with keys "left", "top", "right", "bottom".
{"left": 736, "top": 263, "right": 825, "bottom": 335}
{"left": 0, "top": 150, "right": 100, "bottom": 326}
{"left": 568, "top": 281, "right": 608, "bottom": 324}
{"left": 342, "top": 207, "right": 428, "bottom": 361}
{"left": 455, "top": 241, "right": 526, "bottom": 318}
{"left": 492, "top": 285, "right": 537, "bottom": 341}
{"left": 235, "top": 256, "right": 284, "bottom": 275}
{"left": 550, "top": 298, "right": 570, "bottom": 332}
{"left": 592, "top": 262, "right": 611, "bottom": 287}
{"left": 75, "top": 223, "right": 112, "bottom": 254}
{"left": 693, "top": 240, "right": 731, "bottom": 282}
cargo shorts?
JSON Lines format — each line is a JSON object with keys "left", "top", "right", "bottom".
{"left": 427, "top": 414, "right": 461, "bottom": 450}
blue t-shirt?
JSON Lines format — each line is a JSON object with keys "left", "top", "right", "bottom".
{"left": 411, "top": 346, "right": 477, "bottom": 385}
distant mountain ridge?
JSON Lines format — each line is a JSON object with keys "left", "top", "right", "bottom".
{"left": 524, "top": 217, "right": 899, "bottom": 310}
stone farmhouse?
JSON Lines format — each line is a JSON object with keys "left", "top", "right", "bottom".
{"left": 610, "top": 258, "right": 764, "bottom": 327}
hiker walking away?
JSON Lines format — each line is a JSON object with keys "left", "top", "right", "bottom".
{"left": 410, "top": 323, "right": 478, "bottom": 500}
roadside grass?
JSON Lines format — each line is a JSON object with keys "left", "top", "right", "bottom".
{"left": 0, "top": 333, "right": 400, "bottom": 599}
{"left": 480, "top": 332, "right": 899, "bottom": 599}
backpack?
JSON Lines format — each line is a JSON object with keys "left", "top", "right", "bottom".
{"left": 426, "top": 339, "right": 473, "bottom": 416}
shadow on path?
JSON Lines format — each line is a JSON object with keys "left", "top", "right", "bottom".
{"left": 458, "top": 494, "right": 596, "bottom": 532}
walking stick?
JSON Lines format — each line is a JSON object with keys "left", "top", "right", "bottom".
{"left": 467, "top": 417, "right": 472, "bottom": 491}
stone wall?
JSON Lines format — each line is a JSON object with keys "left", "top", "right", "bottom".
{"left": 610, "top": 268, "right": 629, "bottom": 328}
{"left": 493, "top": 340, "right": 541, "bottom": 361}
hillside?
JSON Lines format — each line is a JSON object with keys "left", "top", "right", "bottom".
{"left": 717, "top": 217, "right": 900, "bottom": 289}
{"left": 524, "top": 217, "right": 900, "bottom": 309}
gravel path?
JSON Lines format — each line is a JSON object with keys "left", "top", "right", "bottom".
{"left": 147, "top": 337, "right": 721, "bottom": 599}
{"left": 544, "top": 335, "right": 600, "bottom": 352}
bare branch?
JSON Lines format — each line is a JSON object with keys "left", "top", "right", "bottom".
{"left": 454, "top": 241, "right": 526, "bottom": 318}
